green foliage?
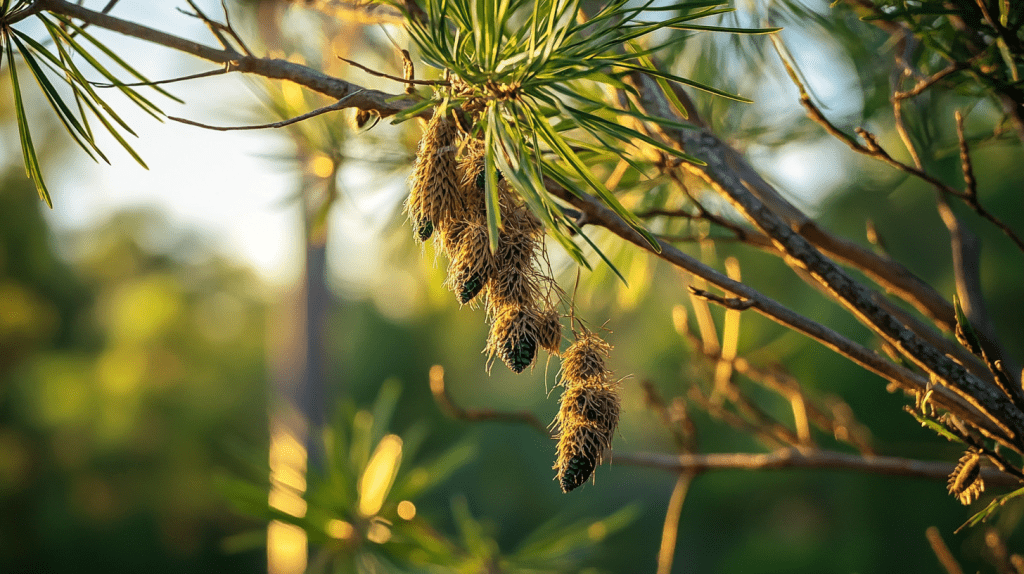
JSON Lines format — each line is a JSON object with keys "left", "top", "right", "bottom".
{"left": 961, "top": 485, "right": 1024, "bottom": 532}
{"left": 0, "top": 2, "right": 176, "bottom": 207}
{"left": 0, "top": 188, "right": 268, "bottom": 572}
{"left": 394, "top": 0, "right": 776, "bottom": 271}
{"left": 219, "top": 379, "right": 636, "bottom": 573}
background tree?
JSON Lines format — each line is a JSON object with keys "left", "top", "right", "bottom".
{"left": 2, "top": 0, "right": 1024, "bottom": 572}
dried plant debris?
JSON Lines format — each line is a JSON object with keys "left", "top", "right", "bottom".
{"left": 407, "top": 110, "right": 462, "bottom": 241}
{"left": 948, "top": 449, "right": 985, "bottom": 506}
{"left": 553, "top": 334, "right": 620, "bottom": 492}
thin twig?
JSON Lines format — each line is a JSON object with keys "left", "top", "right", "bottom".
{"left": 656, "top": 474, "right": 695, "bottom": 574}
{"left": 688, "top": 286, "right": 755, "bottom": 311}
{"left": 181, "top": 0, "right": 233, "bottom": 54}
{"left": 956, "top": 111, "right": 977, "bottom": 199}
{"left": 612, "top": 449, "right": 1021, "bottom": 486}
{"left": 338, "top": 56, "right": 449, "bottom": 87}
{"left": 400, "top": 49, "right": 416, "bottom": 95}
{"left": 34, "top": 0, "right": 422, "bottom": 118}
{"left": 623, "top": 69, "right": 1024, "bottom": 452}
{"left": 927, "top": 526, "right": 965, "bottom": 574}
{"left": 168, "top": 90, "right": 365, "bottom": 131}
{"left": 547, "top": 178, "right": 1010, "bottom": 446}
{"left": 783, "top": 65, "right": 968, "bottom": 199}
{"left": 428, "top": 365, "right": 548, "bottom": 435}
{"left": 935, "top": 114, "right": 1022, "bottom": 382}
{"left": 219, "top": 0, "right": 253, "bottom": 57}
{"left": 894, "top": 61, "right": 970, "bottom": 100}
{"left": 954, "top": 112, "right": 1024, "bottom": 254}
{"left": 92, "top": 67, "right": 229, "bottom": 88}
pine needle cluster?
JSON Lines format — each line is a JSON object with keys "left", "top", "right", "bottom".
{"left": 552, "top": 333, "right": 620, "bottom": 493}
{"left": 406, "top": 108, "right": 562, "bottom": 374}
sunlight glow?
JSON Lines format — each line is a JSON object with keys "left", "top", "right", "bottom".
{"left": 310, "top": 154, "right": 335, "bottom": 179}
{"left": 357, "top": 434, "right": 403, "bottom": 517}
{"left": 366, "top": 520, "right": 393, "bottom": 544}
{"left": 269, "top": 424, "right": 308, "bottom": 574}
{"left": 397, "top": 500, "right": 416, "bottom": 521}
{"left": 326, "top": 519, "right": 356, "bottom": 540}
{"left": 267, "top": 520, "right": 307, "bottom": 574}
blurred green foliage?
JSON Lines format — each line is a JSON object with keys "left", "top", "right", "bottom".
{"left": 0, "top": 175, "right": 268, "bottom": 572}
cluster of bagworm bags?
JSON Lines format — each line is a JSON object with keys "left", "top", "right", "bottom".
{"left": 406, "top": 107, "right": 620, "bottom": 491}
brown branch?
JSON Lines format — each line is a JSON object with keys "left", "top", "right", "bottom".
{"left": 428, "top": 365, "right": 549, "bottom": 435}
{"left": 785, "top": 256, "right": 992, "bottom": 382}
{"left": 612, "top": 449, "right": 1021, "bottom": 487}
{"left": 662, "top": 78, "right": 963, "bottom": 340}
{"left": 688, "top": 286, "right": 755, "bottom": 310}
{"left": 35, "top": 0, "right": 422, "bottom": 118}
{"left": 623, "top": 71, "right": 1024, "bottom": 451}
{"left": 338, "top": 56, "right": 449, "bottom": 87}
{"left": 168, "top": 90, "right": 365, "bottom": 131}
{"left": 547, "top": 178, "right": 1011, "bottom": 445}
{"left": 641, "top": 381, "right": 696, "bottom": 452}
{"left": 92, "top": 67, "right": 230, "bottom": 88}
{"left": 927, "top": 526, "right": 966, "bottom": 574}
{"left": 926, "top": 112, "right": 1022, "bottom": 381}
{"left": 895, "top": 61, "right": 970, "bottom": 100}
{"left": 656, "top": 474, "right": 695, "bottom": 574}
{"left": 788, "top": 73, "right": 1010, "bottom": 381}
{"left": 955, "top": 112, "right": 1024, "bottom": 254}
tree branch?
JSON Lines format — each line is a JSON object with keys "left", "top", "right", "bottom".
{"left": 612, "top": 449, "right": 1021, "bottom": 487}
{"left": 624, "top": 71, "right": 1024, "bottom": 450}
{"left": 35, "top": 0, "right": 420, "bottom": 117}
{"left": 544, "top": 179, "right": 1012, "bottom": 445}
{"left": 34, "top": 0, "right": 1024, "bottom": 468}
{"left": 428, "top": 365, "right": 549, "bottom": 435}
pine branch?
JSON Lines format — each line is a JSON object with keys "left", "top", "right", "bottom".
{"left": 623, "top": 71, "right": 1024, "bottom": 450}
{"left": 33, "top": 0, "right": 420, "bottom": 117}
{"left": 613, "top": 450, "right": 1021, "bottom": 487}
